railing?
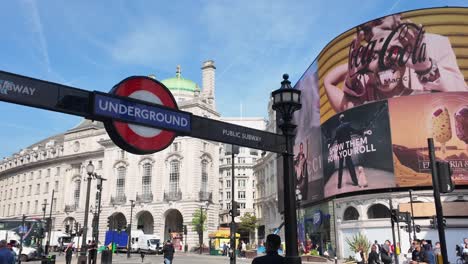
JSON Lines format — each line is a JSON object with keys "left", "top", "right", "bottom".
{"left": 136, "top": 192, "right": 153, "bottom": 203}
{"left": 110, "top": 194, "right": 127, "bottom": 205}
{"left": 199, "top": 191, "right": 212, "bottom": 202}
{"left": 163, "top": 191, "right": 182, "bottom": 201}
{"left": 64, "top": 204, "right": 77, "bottom": 212}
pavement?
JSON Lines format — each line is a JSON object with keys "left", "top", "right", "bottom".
{"left": 27, "top": 252, "right": 335, "bottom": 264}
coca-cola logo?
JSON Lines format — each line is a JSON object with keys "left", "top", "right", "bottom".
{"left": 348, "top": 23, "right": 427, "bottom": 74}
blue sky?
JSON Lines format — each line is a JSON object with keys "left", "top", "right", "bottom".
{"left": 0, "top": 0, "right": 467, "bottom": 158}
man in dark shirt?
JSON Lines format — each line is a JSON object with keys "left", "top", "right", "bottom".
{"left": 0, "top": 240, "right": 14, "bottom": 264}
{"left": 162, "top": 240, "right": 175, "bottom": 264}
{"left": 331, "top": 114, "right": 360, "bottom": 189}
{"left": 252, "top": 234, "right": 284, "bottom": 264}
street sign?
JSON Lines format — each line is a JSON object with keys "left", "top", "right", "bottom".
{"left": 0, "top": 70, "right": 285, "bottom": 154}
{"left": 100, "top": 76, "right": 186, "bottom": 154}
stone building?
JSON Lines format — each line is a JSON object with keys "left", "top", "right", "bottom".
{"left": 0, "top": 60, "right": 221, "bottom": 250}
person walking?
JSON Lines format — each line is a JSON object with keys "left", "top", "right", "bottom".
{"left": 88, "top": 240, "right": 97, "bottom": 264}
{"left": 222, "top": 242, "right": 228, "bottom": 256}
{"left": 162, "top": 240, "right": 175, "bottom": 264}
{"left": 0, "top": 240, "right": 14, "bottom": 264}
{"left": 354, "top": 247, "right": 364, "bottom": 264}
{"left": 368, "top": 245, "right": 381, "bottom": 264}
{"left": 241, "top": 241, "right": 247, "bottom": 258}
{"left": 251, "top": 234, "right": 284, "bottom": 264}
{"left": 64, "top": 243, "right": 74, "bottom": 264}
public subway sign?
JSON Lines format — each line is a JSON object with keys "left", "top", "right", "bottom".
{"left": 0, "top": 70, "right": 285, "bottom": 154}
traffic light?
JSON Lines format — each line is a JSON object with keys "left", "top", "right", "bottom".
{"left": 235, "top": 203, "right": 241, "bottom": 217}
{"left": 391, "top": 209, "right": 398, "bottom": 223}
{"left": 183, "top": 225, "right": 187, "bottom": 235}
{"left": 436, "top": 161, "right": 454, "bottom": 193}
{"left": 430, "top": 215, "right": 437, "bottom": 229}
{"left": 415, "top": 225, "right": 421, "bottom": 233}
{"left": 38, "top": 227, "right": 45, "bottom": 238}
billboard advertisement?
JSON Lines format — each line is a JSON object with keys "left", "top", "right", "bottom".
{"left": 283, "top": 7, "right": 468, "bottom": 208}
{"left": 322, "top": 100, "right": 395, "bottom": 198}
{"left": 318, "top": 7, "right": 468, "bottom": 124}
{"left": 389, "top": 92, "right": 468, "bottom": 187}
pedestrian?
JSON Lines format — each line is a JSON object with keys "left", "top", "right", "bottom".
{"left": 354, "top": 247, "right": 364, "bottom": 264}
{"left": 241, "top": 240, "right": 247, "bottom": 258}
{"left": 222, "top": 242, "right": 228, "bottom": 256}
{"left": 251, "top": 234, "right": 284, "bottom": 264}
{"left": 87, "top": 240, "right": 97, "bottom": 264}
{"left": 410, "top": 240, "right": 431, "bottom": 264}
{"left": 140, "top": 251, "right": 145, "bottom": 263}
{"left": 237, "top": 240, "right": 242, "bottom": 258}
{"left": 373, "top": 240, "right": 381, "bottom": 254}
{"left": 381, "top": 241, "right": 392, "bottom": 264}
{"left": 0, "top": 240, "right": 14, "bottom": 264}
{"left": 162, "top": 240, "right": 175, "bottom": 264}
{"left": 368, "top": 245, "right": 381, "bottom": 264}
{"left": 65, "top": 243, "right": 74, "bottom": 264}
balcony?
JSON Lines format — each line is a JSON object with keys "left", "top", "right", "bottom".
{"left": 164, "top": 191, "right": 182, "bottom": 201}
{"left": 136, "top": 192, "right": 153, "bottom": 203}
{"left": 64, "top": 204, "right": 77, "bottom": 212}
{"left": 110, "top": 194, "right": 127, "bottom": 205}
{"left": 199, "top": 191, "right": 212, "bottom": 202}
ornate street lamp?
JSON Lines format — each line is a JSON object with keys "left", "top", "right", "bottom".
{"left": 271, "top": 74, "right": 302, "bottom": 264}
{"left": 127, "top": 199, "right": 135, "bottom": 258}
{"left": 199, "top": 201, "right": 209, "bottom": 255}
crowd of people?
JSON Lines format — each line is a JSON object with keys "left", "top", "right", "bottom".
{"left": 353, "top": 238, "right": 468, "bottom": 264}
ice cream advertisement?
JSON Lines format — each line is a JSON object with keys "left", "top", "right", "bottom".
{"left": 389, "top": 92, "right": 468, "bottom": 187}
{"left": 321, "top": 100, "right": 395, "bottom": 198}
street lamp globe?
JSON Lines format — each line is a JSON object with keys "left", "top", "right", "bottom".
{"left": 86, "top": 161, "right": 95, "bottom": 175}
{"left": 271, "top": 74, "right": 301, "bottom": 123}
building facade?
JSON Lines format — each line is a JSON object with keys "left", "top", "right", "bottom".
{"left": 0, "top": 61, "right": 221, "bottom": 250}
{"left": 217, "top": 118, "right": 265, "bottom": 241}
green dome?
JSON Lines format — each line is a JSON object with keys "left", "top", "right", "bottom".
{"left": 160, "top": 65, "right": 199, "bottom": 92}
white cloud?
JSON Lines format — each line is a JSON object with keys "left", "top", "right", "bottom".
{"left": 21, "top": 0, "right": 51, "bottom": 73}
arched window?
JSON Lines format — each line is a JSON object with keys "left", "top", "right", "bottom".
{"left": 367, "top": 204, "right": 391, "bottom": 219}
{"left": 343, "top": 206, "right": 360, "bottom": 221}
{"left": 73, "top": 179, "right": 81, "bottom": 208}
{"left": 142, "top": 163, "right": 152, "bottom": 196}
{"left": 116, "top": 166, "right": 126, "bottom": 198}
{"left": 201, "top": 160, "right": 208, "bottom": 193}
{"left": 169, "top": 161, "right": 180, "bottom": 193}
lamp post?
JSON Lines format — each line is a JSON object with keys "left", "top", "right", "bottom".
{"left": 272, "top": 74, "right": 302, "bottom": 264}
{"left": 127, "top": 199, "right": 135, "bottom": 258}
{"left": 296, "top": 188, "right": 303, "bottom": 250}
{"left": 94, "top": 176, "right": 106, "bottom": 244}
{"left": 408, "top": 189, "right": 417, "bottom": 241}
{"left": 199, "top": 201, "right": 209, "bottom": 255}
{"left": 78, "top": 161, "right": 97, "bottom": 263}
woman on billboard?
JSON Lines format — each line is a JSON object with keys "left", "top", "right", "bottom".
{"left": 324, "top": 13, "right": 467, "bottom": 113}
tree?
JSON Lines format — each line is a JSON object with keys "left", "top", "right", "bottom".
{"left": 238, "top": 213, "right": 258, "bottom": 243}
{"left": 191, "top": 208, "right": 207, "bottom": 248}
{"left": 345, "top": 232, "right": 371, "bottom": 262}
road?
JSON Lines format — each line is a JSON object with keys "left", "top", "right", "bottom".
{"left": 28, "top": 252, "right": 254, "bottom": 264}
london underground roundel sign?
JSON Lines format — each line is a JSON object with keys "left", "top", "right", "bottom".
{"left": 103, "top": 76, "right": 179, "bottom": 154}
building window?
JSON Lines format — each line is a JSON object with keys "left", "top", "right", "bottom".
{"left": 56, "top": 167, "right": 61, "bottom": 176}
{"left": 238, "top": 179, "right": 246, "bottom": 187}
{"left": 34, "top": 200, "right": 38, "bottom": 214}
{"left": 38, "top": 170, "right": 42, "bottom": 179}
{"left": 226, "top": 180, "right": 231, "bottom": 188}
{"left": 15, "top": 188, "right": 18, "bottom": 198}
{"left": 226, "top": 158, "right": 231, "bottom": 164}
{"left": 52, "top": 198, "right": 57, "bottom": 212}
{"left": 226, "top": 191, "right": 231, "bottom": 199}
{"left": 54, "top": 181, "right": 59, "bottom": 192}
{"left": 47, "top": 168, "right": 51, "bottom": 177}
{"left": 142, "top": 163, "right": 152, "bottom": 196}
{"left": 16, "top": 176, "right": 19, "bottom": 183}
{"left": 29, "top": 172, "right": 33, "bottom": 180}
{"left": 239, "top": 203, "right": 246, "bottom": 209}
{"left": 9, "top": 189, "right": 12, "bottom": 199}
{"left": 169, "top": 160, "right": 180, "bottom": 193}
{"left": 173, "top": 142, "right": 180, "bottom": 152}
{"left": 22, "top": 173, "right": 26, "bottom": 182}
{"left": 238, "top": 191, "right": 245, "bottom": 199}
{"left": 44, "top": 182, "right": 49, "bottom": 194}
{"left": 28, "top": 185, "right": 32, "bottom": 196}
{"left": 21, "top": 187, "right": 24, "bottom": 197}
{"left": 227, "top": 203, "right": 231, "bottom": 210}
{"left": 98, "top": 161, "right": 103, "bottom": 169}
{"left": 26, "top": 202, "right": 30, "bottom": 214}
{"left": 203, "top": 142, "right": 208, "bottom": 151}
{"left": 343, "top": 206, "right": 360, "bottom": 221}
{"left": 73, "top": 179, "right": 81, "bottom": 208}
{"left": 36, "top": 184, "right": 40, "bottom": 195}
{"left": 227, "top": 170, "right": 231, "bottom": 177}
{"left": 201, "top": 160, "right": 208, "bottom": 193}
{"left": 367, "top": 204, "right": 391, "bottom": 219}
{"left": 116, "top": 166, "right": 126, "bottom": 198}
{"left": 253, "top": 191, "right": 256, "bottom": 199}
{"left": 120, "top": 150, "right": 125, "bottom": 159}
{"left": 19, "top": 202, "right": 23, "bottom": 215}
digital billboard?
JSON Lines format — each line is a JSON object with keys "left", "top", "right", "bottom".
{"left": 318, "top": 7, "right": 468, "bottom": 124}
{"left": 286, "top": 7, "right": 468, "bottom": 207}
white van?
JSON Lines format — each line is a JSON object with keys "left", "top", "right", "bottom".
{"left": 133, "top": 234, "right": 162, "bottom": 254}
